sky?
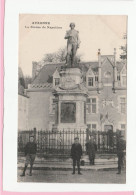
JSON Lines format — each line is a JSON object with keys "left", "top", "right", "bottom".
{"left": 19, "top": 15, "right": 127, "bottom": 76}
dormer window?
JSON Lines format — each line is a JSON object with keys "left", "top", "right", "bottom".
{"left": 55, "top": 78, "right": 60, "bottom": 86}
{"left": 53, "top": 69, "right": 60, "bottom": 87}
{"left": 104, "top": 71, "right": 111, "bottom": 78}
{"left": 88, "top": 77, "right": 94, "bottom": 86}
{"left": 86, "top": 67, "right": 96, "bottom": 87}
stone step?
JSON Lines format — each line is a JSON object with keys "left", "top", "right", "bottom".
{"left": 18, "top": 156, "right": 118, "bottom": 165}
{"left": 18, "top": 162, "right": 118, "bottom": 171}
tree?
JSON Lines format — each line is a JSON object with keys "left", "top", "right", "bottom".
{"left": 56, "top": 48, "right": 67, "bottom": 62}
{"left": 47, "top": 75, "right": 53, "bottom": 83}
{"left": 43, "top": 47, "right": 83, "bottom": 64}
{"left": 43, "top": 53, "right": 56, "bottom": 63}
{"left": 24, "top": 75, "right": 32, "bottom": 89}
{"left": 19, "top": 77, "right": 25, "bottom": 88}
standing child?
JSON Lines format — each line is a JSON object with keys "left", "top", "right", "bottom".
{"left": 71, "top": 137, "right": 82, "bottom": 175}
{"left": 20, "top": 135, "right": 37, "bottom": 177}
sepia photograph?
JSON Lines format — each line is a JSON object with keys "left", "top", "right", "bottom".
{"left": 18, "top": 14, "right": 127, "bottom": 184}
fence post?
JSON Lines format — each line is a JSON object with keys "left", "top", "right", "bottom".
{"left": 34, "top": 127, "right": 36, "bottom": 142}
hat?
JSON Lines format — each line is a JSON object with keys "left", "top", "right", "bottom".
{"left": 74, "top": 137, "right": 79, "bottom": 140}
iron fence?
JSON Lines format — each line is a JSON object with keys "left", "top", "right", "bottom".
{"left": 18, "top": 128, "right": 121, "bottom": 155}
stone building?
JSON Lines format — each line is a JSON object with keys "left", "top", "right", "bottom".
{"left": 18, "top": 67, "right": 29, "bottom": 131}
{"left": 26, "top": 49, "right": 126, "bottom": 138}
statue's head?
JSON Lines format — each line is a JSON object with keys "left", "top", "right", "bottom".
{"left": 69, "top": 22, "right": 75, "bottom": 29}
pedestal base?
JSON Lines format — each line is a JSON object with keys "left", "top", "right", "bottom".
{"left": 60, "top": 68, "right": 82, "bottom": 88}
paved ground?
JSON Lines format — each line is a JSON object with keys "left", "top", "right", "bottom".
{"left": 18, "top": 169, "right": 126, "bottom": 184}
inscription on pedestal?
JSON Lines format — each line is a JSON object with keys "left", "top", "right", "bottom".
{"left": 61, "top": 102, "right": 76, "bottom": 123}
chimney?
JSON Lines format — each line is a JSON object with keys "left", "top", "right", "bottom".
{"left": 32, "top": 61, "right": 38, "bottom": 80}
{"left": 98, "top": 49, "right": 101, "bottom": 67}
{"left": 98, "top": 49, "right": 102, "bottom": 91}
{"left": 113, "top": 48, "right": 118, "bottom": 91}
{"left": 114, "top": 48, "right": 117, "bottom": 67}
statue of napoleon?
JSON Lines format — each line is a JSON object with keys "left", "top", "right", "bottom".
{"left": 64, "top": 23, "right": 81, "bottom": 67}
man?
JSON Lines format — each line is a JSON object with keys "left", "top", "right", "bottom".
{"left": 64, "top": 23, "right": 81, "bottom": 67}
{"left": 116, "top": 135, "right": 126, "bottom": 174}
{"left": 71, "top": 137, "right": 82, "bottom": 175}
{"left": 86, "top": 136, "right": 97, "bottom": 165}
{"left": 20, "top": 135, "right": 37, "bottom": 177}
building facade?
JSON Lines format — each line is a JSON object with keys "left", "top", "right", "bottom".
{"left": 25, "top": 50, "right": 126, "bottom": 138}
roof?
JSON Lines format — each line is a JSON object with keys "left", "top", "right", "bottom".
{"left": 116, "top": 62, "right": 126, "bottom": 73}
{"left": 28, "top": 83, "right": 53, "bottom": 89}
{"left": 32, "top": 61, "right": 125, "bottom": 84}
{"left": 18, "top": 67, "right": 24, "bottom": 78}
{"left": 32, "top": 63, "right": 63, "bottom": 84}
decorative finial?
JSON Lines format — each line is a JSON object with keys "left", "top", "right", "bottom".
{"left": 114, "top": 48, "right": 116, "bottom": 54}
{"left": 98, "top": 49, "right": 101, "bottom": 55}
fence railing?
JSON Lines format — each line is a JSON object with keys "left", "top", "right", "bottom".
{"left": 18, "top": 128, "right": 121, "bottom": 155}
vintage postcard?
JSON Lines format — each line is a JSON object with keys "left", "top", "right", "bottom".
{"left": 18, "top": 14, "right": 127, "bottom": 183}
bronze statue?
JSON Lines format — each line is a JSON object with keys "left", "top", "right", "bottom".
{"left": 64, "top": 23, "right": 81, "bottom": 67}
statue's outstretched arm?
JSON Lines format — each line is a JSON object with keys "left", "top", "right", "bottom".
{"left": 64, "top": 31, "right": 69, "bottom": 39}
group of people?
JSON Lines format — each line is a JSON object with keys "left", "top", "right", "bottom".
{"left": 70, "top": 136, "right": 97, "bottom": 175}
{"left": 20, "top": 135, "right": 126, "bottom": 177}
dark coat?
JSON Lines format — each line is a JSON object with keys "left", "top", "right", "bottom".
{"left": 71, "top": 143, "right": 82, "bottom": 160}
{"left": 86, "top": 141, "right": 97, "bottom": 160}
{"left": 116, "top": 138, "right": 126, "bottom": 157}
{"left": 24, "top": 142, "right": 37, "bottom": 156}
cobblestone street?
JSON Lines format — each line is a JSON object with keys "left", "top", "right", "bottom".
{"left": 18, "top": 169, "right": 126, "bottom": 184}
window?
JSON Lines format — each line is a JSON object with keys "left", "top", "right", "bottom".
{"left": 104, "top": 71, "right": 111, "bottom": 78}
{"left": 86, "top": 98, "right": 97, "bottom": 114}
{"left": 55, "top": 78, "right": 60, "bottom": 86}
{"left": 120, "top": 97, "right": 126, "bottom": 114}
{"left": 50, "top": 97, "right": 56, "bottom": 114}
{"left": 52, "top": 99, "right": 56, "bottom": 114}
{"left": 87, "top": 124, "right": 97, "bottom": 130}
{"left": 88, "top": 77, "right": 94, "bottom": 86}
{"left": 87, "top": 124, "right": 91, "bottom": 129}
{"left": 121, "top": 124, "right": 126, "bottom": 130}
{"left": 95, "top": 76, "right": 98, "bottom": 82}
{"left": 120, "top": 124, "right": 126, "bottom": 137}
{"left": 92, "top": 124, "right": 97, "bottom": 130}
{"left": 117, "top": 74, "right": 120, "bottom": 81}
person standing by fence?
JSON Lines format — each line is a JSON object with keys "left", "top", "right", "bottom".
{"left": 71, "top": 137, "right": 82, "bottom": 175}
{"left": 20, "top": 135, "right": 37, "bottom": 177}
{"left": 86, "top": 136, "right": 97, "bottom": 165}
{"left": 116, "top": 135, "right": 126, "bottom": 174}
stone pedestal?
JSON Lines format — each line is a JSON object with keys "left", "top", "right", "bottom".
{"left": 55, "top": 94, "right": 87, "bottom": 131}
{"left": 53, "top": 67, "right": 88, "bottom": 131}
{"left": 60, "top": 68, "right": 82, "bottom": 85}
